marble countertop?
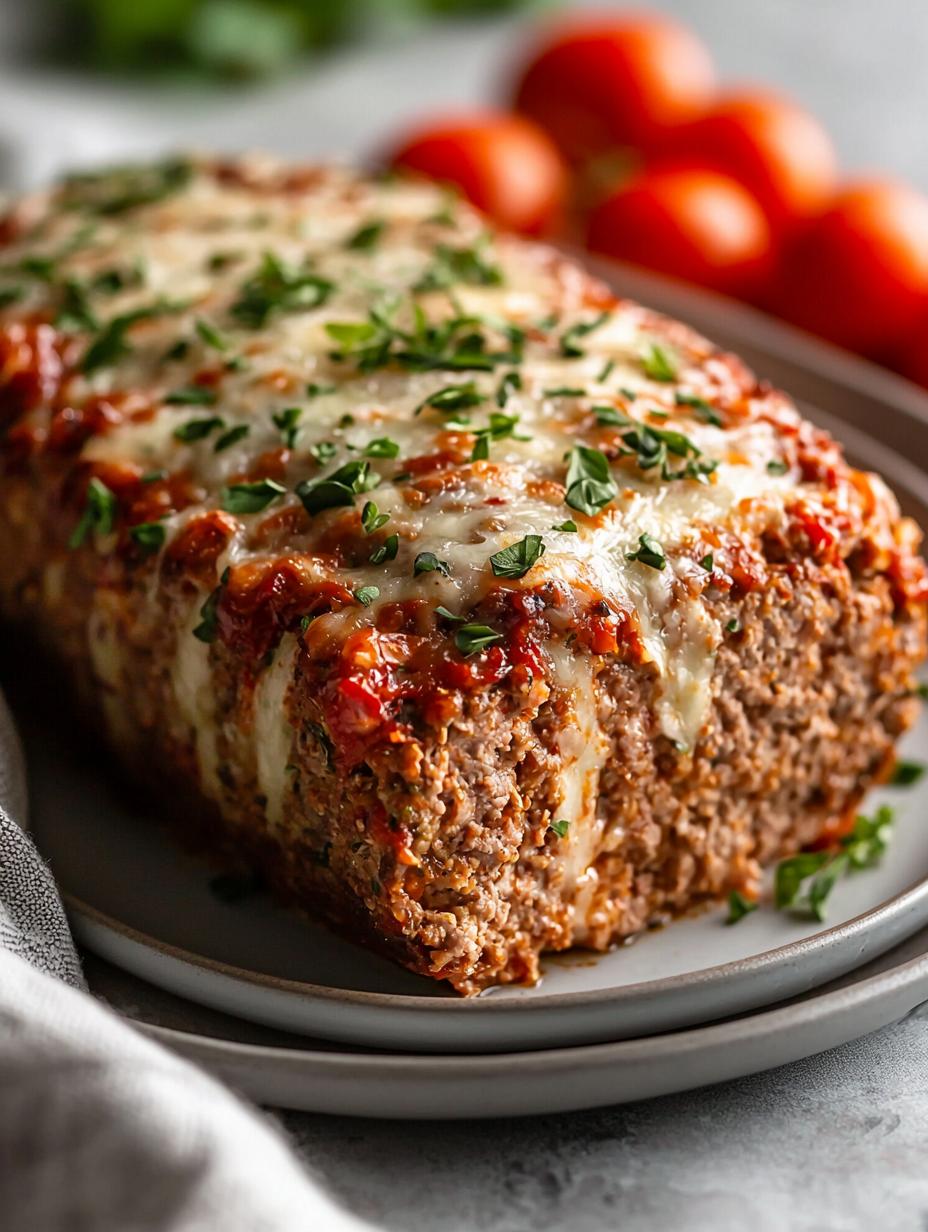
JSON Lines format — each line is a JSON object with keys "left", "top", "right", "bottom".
{"left": 5, "top": 1, "right": 928, "bottom": 1225}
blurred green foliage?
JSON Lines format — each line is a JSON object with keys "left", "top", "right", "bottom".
{"left": 55, "top": 0, "right": 540, "bottom": 80}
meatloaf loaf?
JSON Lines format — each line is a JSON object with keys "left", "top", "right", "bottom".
{"left": 0, "top": 156, "right": 925, "bottom": 993}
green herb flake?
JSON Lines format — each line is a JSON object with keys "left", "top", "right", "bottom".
{"left": 306, "top": 382, "right": 336, "bottom": 398}
{"left": 364, "top": 437, "right": 400, "bottom": 459}
{"left": 489, "top": 534, "right": 546, "bottom": 580}
{"left": 81, "top": 302, "right": 179, "bottom": 374}
{"left": 0, "top": 286, "right": 24, "bottom": 310}
{"left": 552, "top": 519, "right": 578, "bottom": 533}
{"left": 414, "top": 242, "right": 503, "bottom": 293}
{"left": 369, "top": 533, "right": 399, "bottom": 565}
{"left": 165, "top": 386, "right": 217, "bottom": 406}
{"left": 435, "top": 605, "right": 465, "bottom": 622}
{"left": 272, "top": 405, "right": 303, "bottom": 448}
{"left": 626, "top": 533, "right": 666, "bottom": 571}
{"left": 549, "top": 819, "right": 570, "bottom": 838}
{"left": 560, "top": 311, "right": 610, "bottom": 358}
{"left": 173, "top": 416, "right": 224, "bottom": 443}
{"left": 414, "top": 552, "right": 451, "bottom": 577}
{"left": 726, "top": 618, "right": 741, "bottom": 633}
{"left": 55, "top": 279, "right": 98, "bottom": 332}
{"left": 361, "top": 501, "right": 390, "bottom": 534}
{"left": 354, "top": 586, "right": 380, "bottom": 607}
{"left": 309, "top": 440, "right": 337, "bottom": 465}
{"left": 496, "top": 370, "right": 522, "bottom": 408}
{"left": 416, "top": 381, "right": 486, "bottom": 416}
{"left": 454, "top": 623, "right": 503, "bottom": 656}
{"left": 193, "top": 567, "right": 230, "bottom": 644}
{"left": 597, "top": 359, "right": 616, "bottom": 383}
{"left": 675, "top": 391, "right": 722, "bottom": 426}
{"left": 214, "top": 424, "right": 250, "bottom": 453}
{"left": 545, "top": 387, "right": 586, "bottom": 398}
{"left": 296, "top": 458, "right": 376, "bottom": 516}
{"left": 129, "top": 520, "right": 166, "bottom": 555}
{"left": 564, "top": 444, "right": 618, "bottom": 517}
{"left": 195, "top": 318, "right": 228, "bottom": 352}
{"left": 767, "top": 459, "right": 789, "bottom": 476}
{"left": 219, "top": 478, "right": 286, "bottom": 514}
{"left": 726, "top": 890, "right": 758, "bottom": 925}
{"left": 592, "top": 405, "right": 630, "bottom": 427}
{"left": 231, "top": 251, "right": 333, "bottom": 329}
{"left": 68, "top": 476, "right": 118, "bottom": 548}
{"left": 346, "top": 219, "right": 385, "bottom": 251}
{"left": 892, "top": 760, "right": 926, "bottom": 787}
{"left": 640, "top": 342, "right": 678, "bottom": 383}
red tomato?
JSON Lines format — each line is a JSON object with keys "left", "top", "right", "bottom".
{"left": 767, "top": 180, "right": 928, "bottom": 356}
{"left": 586, "top": 167, "right": 775, "bottom": 298}
{"left": 896, "top": 314, "right": 928, "bottom": 389}
{"left": 658, "top": 92, "right": 837, "bottom": 235}
{"left": 511, "top": 12, "right": 716, "bottom": 162}
{"left": 386, "top": 111, "right": 568, "bottom": 236}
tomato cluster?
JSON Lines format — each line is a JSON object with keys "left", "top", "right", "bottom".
{"left": 384, "top": 10, "right": 928, "bottom": 388}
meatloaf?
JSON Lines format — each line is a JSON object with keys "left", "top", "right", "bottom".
{"left": 0, "top": 156, "right": 925, "bottom": 993}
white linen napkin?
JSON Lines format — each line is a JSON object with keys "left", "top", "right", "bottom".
{"left": 0, "top": 686, "right": 369, "bottom": 1232}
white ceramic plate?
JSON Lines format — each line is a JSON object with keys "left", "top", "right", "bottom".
{"left": 18, "top": 268, "right": 928, "bottom": 1053}
{"left": 84, "top": 923, "right": 928, "bottom": 1119}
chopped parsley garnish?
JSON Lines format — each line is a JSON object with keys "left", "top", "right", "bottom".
{"left": 193, "top": 567, "right": 230, "bottom": 644}
{"left": 364, "top": 437, "right": 400, "bottom": 459}
{"left": 545, "top": 387, "right": 586, "bottom": 398}
{"left": 309, "top": 440, "right": 338, "bottom": 464}
{"left": 564, "top": 444, "right": 618, "bottom": 517}
{"left": 414, "top": 242, "right": 503, "bottom": 292}
{"left": 0, "top": 286, "right": 24, "bottom": 310}
{"left": 164, "top": 339, "right": 190, "bottom": 362}
{"left": 774, "top": 806, "right": 894, "bottom": 922}
{"left": 549, "top": 819, "right": 570, "bottom": 839}
{"left": 416, "top": 381, "right": 486, "bottom": 416}
{"left": 892, "top": 760, "right": 926, "bottom": 786}
{"left": 552, "top": 519, "right": 578, "bottom": 533}
{"left": 767, "top": 459, "right": 789, "bottom": 476}
{"left": 615, "top": 419, "right": 716, "bottom": 483}
{"left": 626, "top": 533, "right": 666, "bottom": 571}
{"left": 306, "top": 382, "right": 336, "bottom": 398}
{"left": 560, "top": 311, "right": 610, "bottom": 358}
{"left": 496, "top": 370, "right": 522, "bottom": 407}
{"left": 640, "top": 342, "right": 678, "bottom": 382}
{"left": 214, "top": 424, "right": 250, "bottom": 453}
{"left": 165, "top": 386, "right": 217, "bottom": 406}
{"left": 346, "top": 219, "right": 385, "bottom": 251}
{"left": 361, "top": 501, "right": 390, "bottom": 534}
{"left": 675, "top": 391, "right": 723, "bottom": 426}
{"left": 231, "top": 251, "right": 333, "bottom": 328}
{"left": 471, "top": 434, "right": 490, "bottom": 461}
{"left": 354, "top": 586, "right": 380, "bottom": 606}
{"left": 726, "top": 891, "right": 758, "bottom": 925}
{"left": 272, "top": 406, "right": 302, "bottom": 448}
{"left": 195, "top": 318, "right": 228, "bottom": 352}
{"left": 173, "top": 416, "right": 224, "bottom": 443}
{"left": 296, "top": 458, "right": 376, "bottom": 515}
{"left": 414, "top": 552, "right": 451, "bottom": 577}
{"left": 592, "top": 405, "right": 630, "bottom": 427}
{"left": 700, "top": 553, "right": 714, "bottom": 571}
{"left": 435, "top": 605, "right": 465, "bottom": 622}
{"left": 55, "top": 279, "right": 98, "bottom": 332}
{"left": 369, "top": 533, "right": 399, "bottom": 565}
{"left": 61, "top": 158, "right": 192, "bottom": 216}
{"left": 219, "top": 478, "right": 286, "bottom": 514}
{"left": 597, "top": 359, "right": 616, "bottom": 383}
{"left": 489, "top": 535, "right": 546, "bottom": 579}
{"left": 129, "top": 521, "right": 166, "bottom": 554}
{"left": 455, "top": 623, "right": 503, "bottom": 656}
{"left": 68, "top": 476, "right": 117, "bottom": 548}
{"left": 726, "top": 618, "right": 741, "bottom": 633}
{"left": 81, "top": 301, "right": 181, "bottom": 373}
{"left": 326, "top": 301, "right": 522, "bottom": 375}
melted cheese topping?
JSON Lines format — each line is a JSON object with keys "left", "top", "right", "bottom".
{"left": 1, "top": 157, "right": 810, "bottom": 898}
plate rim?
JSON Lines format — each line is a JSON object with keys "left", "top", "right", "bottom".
{"left": 63, "top": 862, "right": 928, "bottom": 1014}
{"left": 134, "top": 940, "right": 928, "bottom": 1075}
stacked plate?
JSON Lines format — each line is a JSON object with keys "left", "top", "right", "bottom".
{"left": 24, "top": 267, "right": 928, "bottom": 1119}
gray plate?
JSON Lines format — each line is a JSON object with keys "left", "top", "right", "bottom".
{"left": 85, "top": 922, "right": 928, "bottom": 1119}
{"left": 20, "top": 263, "right": 928, "bottom": 1054}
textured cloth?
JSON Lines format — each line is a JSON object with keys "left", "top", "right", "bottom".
{"left": 0, "top": 689, "right": 369, "bottom": 1232}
